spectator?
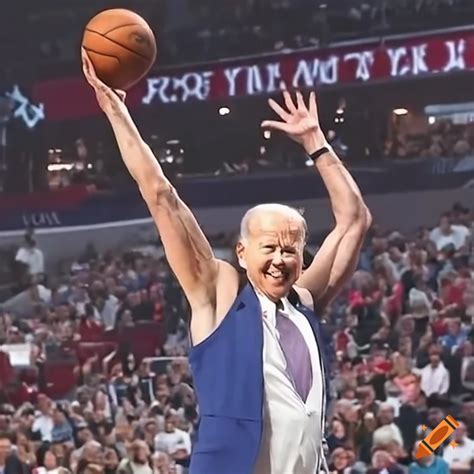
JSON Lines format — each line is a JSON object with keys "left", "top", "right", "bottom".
{"left": 429, "top": 214, "right": 470, "bottom": 252}
{"left": 32, "top": 395, "right": 54, "bottom": 443}
{"left": 408, "top": 442, "right": 449, "bottom": 474}
{"left": 15, "top": 233, "right": 45, "bottom": 283}
{"left": 33, "top": 445, "right": 69, "bottom": 473}
{"left": 117, "top": 440, "right": 152, "bottom": 474}
{"left": 153, "top": 415, "right": 191, "bottom": 462}
{"left": 372, "top": 403, "right": 404, "bottom": 449}
{"left": 0, "top": 431, "right": 29, "bottom": 474}
{"left": 0, "top": 432, "right": 11, "bottom": 473}
{"left": 327, "top": 446, "right": 351, "bottom": 473}
{"left": 51, "top": 407, "right": 73, "bottom": 444}
{"left": 442, "top": 421, "right": 474, "bottom": 470}
{"left": 418, "top": 346, "right": 450, "bottom": 398}
{"left": 370, "top": 449, "right": 405, "bottom": 474}
{"left": 440, "top": 319, "right": 468, "bottom": 354}
{"left": 103, "top": 448, "right": 119, "bottom": 474}
{"left": 151, "top": 452, "right": 182, "bottom": 474}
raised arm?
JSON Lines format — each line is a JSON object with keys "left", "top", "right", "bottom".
{"left": 262, "top": 91, "right": 371, "bottom": 311}
{"left": 81, "top": 50, "right": 218, "bottom": 312}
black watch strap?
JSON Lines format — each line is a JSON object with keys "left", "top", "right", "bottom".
{"left": 308, "top": 146, "right": 331, "bottom": 161}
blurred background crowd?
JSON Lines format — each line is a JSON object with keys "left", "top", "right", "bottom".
{"left": 2, "top": 0, "right": 474, "bottom": 75}
{"left": 0, "top": 205, "right": 473, "bottom": 473}
{"left": 0, "top": 0, "right": 474, "bottom": 474}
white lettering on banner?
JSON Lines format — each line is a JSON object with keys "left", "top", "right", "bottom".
{"left": 443, "top": 40, "right": 466, "bottom": 72}
{"left": 5, "top": 85, "right": 45, "bottom": 129}
{"left": 344, "top": 51, "right": 375, "bottom": 81}
{"left": 388, "top": 47, "right": 411, "bottom": 76}
{"left": 265, "top": 63, "right": 286, "bottom": 92}
{"left": 140, "top": 32, "right": 474, "bottom": 105}
{"left": 293, "top": 59, "right": 319, "bottom": 87}
{"left": 22, "top": 212, "right": 61, "bottom": 228}
{"left": 177, "top": 71, "right": 214, "bottom": 102}
{"left": 292, "top": 56, "right": 338, "bottom": 87}
{"left": 411, "top": 44, "right": 429, "bottom": 75}
{"left": 143, "top": 77, "right": 170, "bottom": 104}
{"left": 387, "top": 44, "right": 430, "bottom": 76}
{"left": 224, "top": 67, "right": 243, "bottom": 96}
{"left": 226, "top": 63, "right": 286, "bottom": 96}
{"left": 247, "top": 65, "right": 264, "bottom": 95}
{"left": 320, "top": 56, "right": 339, "bottom": 84}
{"left": 142, "top": 71, "right": 214, "bottom": 104}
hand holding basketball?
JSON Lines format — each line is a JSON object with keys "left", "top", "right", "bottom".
{"left": 81, "top": 48, "right": 126, "bottom": 116}
{"left": 82, "top": 9, "right": 157, "bottom": 90}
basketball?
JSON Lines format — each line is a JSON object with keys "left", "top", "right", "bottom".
{"left": 82, "top": 9, "right": 157, "bottom": 90}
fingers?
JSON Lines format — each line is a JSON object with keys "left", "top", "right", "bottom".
{"left": 81, "top": 48, "right": 94, "bottom": 77}
{"left": 268, "top": 98, "right": 291, "bottom": 121}
{"left": 113, "top": 89, "right": 127, "bottom": 103}
{"left": 283, "top": 90, "right": 297, "bottom": 114}
{"left": 81, "top": 47, "right": 102, "bottom": 88}
{"left": 261, "top": 120, "right": 293, "bottom": 134}
{"left": 309, "top": 91, "right": 318, "bottom": 119}
{"left": 296, "top": 91, "right": 306, "bottom": 111}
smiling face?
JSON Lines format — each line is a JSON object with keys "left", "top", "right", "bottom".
{"left": 236, "top": 206, "right": 306, "bottom": 302}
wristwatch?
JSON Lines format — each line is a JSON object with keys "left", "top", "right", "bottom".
{"left": 308, "top": 145, "right": 331, "bottom": 162}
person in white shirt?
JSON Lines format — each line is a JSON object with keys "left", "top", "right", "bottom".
{"left": 442, "top": 421, "right": 474, "bottom": 470}
{"left": 418, "top": 346, "right": 450, "bottom": 398}
{"left": 372, "top": 403, "right": 404, "bottom": 448}
{"left": 429, "top": 214, "right": 471, "bottom": 251}
{"left": 32, "top": 395, "right": 54, "bottom": 442}
{"left": 15, "top": 234, "right": 45, "bottom": 280}
{"left": 154, "top": 415, "right": 191, "bottom": 460}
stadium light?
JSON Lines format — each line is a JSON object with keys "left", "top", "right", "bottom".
{"left": 393, "top": 108, "right": 408, "bottom": 116}
{"left": 218, "top": 106, "right": 231, "bottom": 116}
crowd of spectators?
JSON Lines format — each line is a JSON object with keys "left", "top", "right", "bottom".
{"left": 386, "top": 119, "right": 474, "bottom": 162}
{"left": 37, "top": 117, "right": 473, "bottom": 189}
{"left": 3, "top": 0, "right": 473, "bottom": 79}
{"left": 160, "top": 0, "right": 474, "bottom": 65}
{"left": 0, "top": 202, "right": 473, "bottom": 473}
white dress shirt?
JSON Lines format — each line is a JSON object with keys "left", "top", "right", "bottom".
{"left": 254, "top": 291, "right": 326, "bottom": 474}
{"left": 419, "top": 362, "right": 450, "bottom": 397}
{"left": 32, "top": 413, "right": 54, "bottom": 442}
{"left": 154, "top": 428, "right": 191, "bottom": 456}
{"left": 442, "top": 436, "right": 474, "bottom": 468}
{"left": 15, "top": 246, "right": 44, "bottom": 275}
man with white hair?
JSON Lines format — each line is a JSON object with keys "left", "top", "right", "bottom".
{"left": 82, "top": 50, "right": 370, "bottom": 474}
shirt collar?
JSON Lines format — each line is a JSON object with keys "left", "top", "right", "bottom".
{"left": 254, "top": 288, "right": 291, "bottom": 325}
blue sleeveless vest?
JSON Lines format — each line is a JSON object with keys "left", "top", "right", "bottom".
{"left": 188, "top": 283, "right": 331, "bottom": 474}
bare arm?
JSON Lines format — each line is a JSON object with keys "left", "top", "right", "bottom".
{"left": 298, "top": 140, "right": 371, "bottom": 310}
{"left": 262, "top": 92, "right": 371, "bottom": 310}
{"left": 82, "top": 50, "right": 217, "bottom": 311}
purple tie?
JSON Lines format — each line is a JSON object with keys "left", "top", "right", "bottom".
{"left": 276, "top": 310, "right": 313, "bottom": 401}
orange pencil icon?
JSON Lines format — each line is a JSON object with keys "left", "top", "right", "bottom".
{"left": 415, "top": 415, "right": 459, "bottom": 459}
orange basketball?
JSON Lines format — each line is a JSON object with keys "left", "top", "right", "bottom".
{"left": 82, "top": 9, "right": 157, "bottom": 90}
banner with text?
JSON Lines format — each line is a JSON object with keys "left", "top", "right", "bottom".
{"left": 29, "top": 28, "right": 474, "bottom": 122}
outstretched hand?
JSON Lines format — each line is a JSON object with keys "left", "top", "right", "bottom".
{"left": 81, "top": 48, "right": 127, "bottom": 115}
{"left": 261, "top": 91, "right": 327, "bottom": 153}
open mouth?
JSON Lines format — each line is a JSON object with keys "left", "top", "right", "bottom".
{"left": 265, "top": 270, "right": 288, "bottom": 282}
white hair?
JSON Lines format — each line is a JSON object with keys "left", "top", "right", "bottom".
{"left": 239, "top": 203, "right": 308, "bottom": 242}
